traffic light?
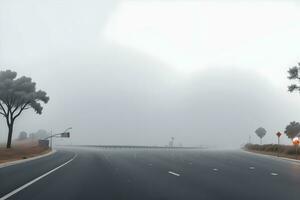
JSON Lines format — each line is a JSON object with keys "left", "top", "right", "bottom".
{"left": 61, "top": 132, "right": 70, "bottom": 138}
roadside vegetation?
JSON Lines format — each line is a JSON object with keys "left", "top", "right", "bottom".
{"left": 0, "top": 70, "right": 49, "bottom": 148}
{"left": 254, "top": 127, "right": 266, "bottom": 145}
{"left": 0, "top": 140, "right": 50, "bottom": 164}
{"left": 245, "top": 63, "right": 300, "bottom": 159}
{"left": 0, "top": 129, "right": 52, "bottom": 163}
{"left": 244, "top": 144, "right": 300, "bottom": 157}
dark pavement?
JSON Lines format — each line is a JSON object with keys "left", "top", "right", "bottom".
{"left": 1, "top": 147, "right": 300, "bottom": 200}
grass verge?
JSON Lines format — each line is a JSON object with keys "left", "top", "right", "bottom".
{"left": 244, "top": 143, "right": 300, "bottom": 160}
{"left": 0, "top": 140, "right": 50, "bottom": 164}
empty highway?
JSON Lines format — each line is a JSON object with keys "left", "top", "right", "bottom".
{"left": 1, "top": 147, "right": 300, "bottom": 200}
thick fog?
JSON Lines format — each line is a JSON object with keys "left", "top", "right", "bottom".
{"left": 0, "top": 0, "right": 300, "bottom": 147}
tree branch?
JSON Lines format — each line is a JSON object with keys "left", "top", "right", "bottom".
{"left": 13, "top": 103, "right": 29, "bottom": 120}
{"left": 12, "top": 105, "right": 21, "bottom": 115}
{"left": 5, "top": 112, "right": 10, "bottom": 126}
{"left": 0, "top": 102, "right": 7, "bottom": 115}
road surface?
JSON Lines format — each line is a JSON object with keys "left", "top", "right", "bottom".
{"left": 1, "top": 147, "right": 300, "bottom": 200}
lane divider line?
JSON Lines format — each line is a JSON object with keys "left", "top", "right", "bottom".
{"left": 0, "top": 154, "right": 77, "bottom": 200}
{"left": 168, "top": 171, "right": 180, "bottom": 176}
{"left": 270, "top": 173, "right": 278, "bottom": 176}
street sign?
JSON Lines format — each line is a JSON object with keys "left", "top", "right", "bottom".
{"left": 61, "top": 132, "right": 70, "bottom": 138}
{"left": 276, "top": 132, "right": 282, "bottom": 137}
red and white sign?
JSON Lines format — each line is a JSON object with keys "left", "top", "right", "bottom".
{"left": 276, "top": 132, "right": 282, "bottom": 137}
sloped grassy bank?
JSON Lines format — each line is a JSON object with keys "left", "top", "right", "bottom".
{"left": 244, "top": 143, "right": 300, "bottom": 159}
{"left": 0, "top": 140, "right": 50, "bottom": 164}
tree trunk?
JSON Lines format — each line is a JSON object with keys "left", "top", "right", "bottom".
{"left": 6, "top": 124, "right": 13, "bottom": 148}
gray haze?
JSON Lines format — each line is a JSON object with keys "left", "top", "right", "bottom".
{"left": 1, "top": 0, "right": 300, "bottom": 147}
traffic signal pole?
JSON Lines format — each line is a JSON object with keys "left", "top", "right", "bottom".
{"left": 42, "top": 127, "right": 72, "bottom": 149}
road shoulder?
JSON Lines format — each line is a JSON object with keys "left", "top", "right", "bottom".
{"left": 0, "top": 149, "right": 56, "bottom": 169}
{"left": 243, "top": 149, "right": 300, "bottom": 164}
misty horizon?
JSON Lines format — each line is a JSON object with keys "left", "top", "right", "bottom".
{"left": 1, "top": 0, "right": 300, "bottom": 148}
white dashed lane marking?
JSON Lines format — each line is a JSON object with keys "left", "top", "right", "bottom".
{"left": 168, "top": 171, "right": 180, "bottom": 176}
{"left": 271, "top": 173, "right": 278, "bottom": 176}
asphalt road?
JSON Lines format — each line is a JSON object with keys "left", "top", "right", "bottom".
{"left": 1, "top": 147, "right": 300, "bottom": 200}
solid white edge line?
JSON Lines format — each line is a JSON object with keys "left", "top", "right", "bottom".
{"left": 0, "top": 153, "right": 77, "bottom": 200}
{"left": 168, "top": 171, "right": 180, "bottom": 176}
{"left": 244, "top": 150, "right": 300, "bottom": 164}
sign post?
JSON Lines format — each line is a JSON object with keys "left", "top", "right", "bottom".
{"left": 276, "top": 132, "right": 282, "bottom": 157}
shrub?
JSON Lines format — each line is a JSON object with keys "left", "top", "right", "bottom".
{"left": 244, "top": 143, "right": 298, "bottom": 155}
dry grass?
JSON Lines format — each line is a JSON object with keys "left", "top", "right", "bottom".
{"left": 0, "top": 139, "right": 50, "bottom": 164}
{"left": 244, "top": 143, "right": 300, "bottom": 160}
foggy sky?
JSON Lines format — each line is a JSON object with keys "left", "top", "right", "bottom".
{"left": 1, "top": 0, "right": 300, "bottom": 147}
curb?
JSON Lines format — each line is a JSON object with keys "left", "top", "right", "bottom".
{"left": 0, "top": 149, "right": 57, "bottom": 169}
{"left": 243, "top": 150, "right": 300, "bottom": 164}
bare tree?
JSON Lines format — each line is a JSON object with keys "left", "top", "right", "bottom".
{"left": 0, "top": 70, "right": 49, "bottom": 148}
{"left": 288, "top": 63, "right": 300, "bottom": 92}
{"left": 255, "top": 127, "right": 267, "bottom": 145}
